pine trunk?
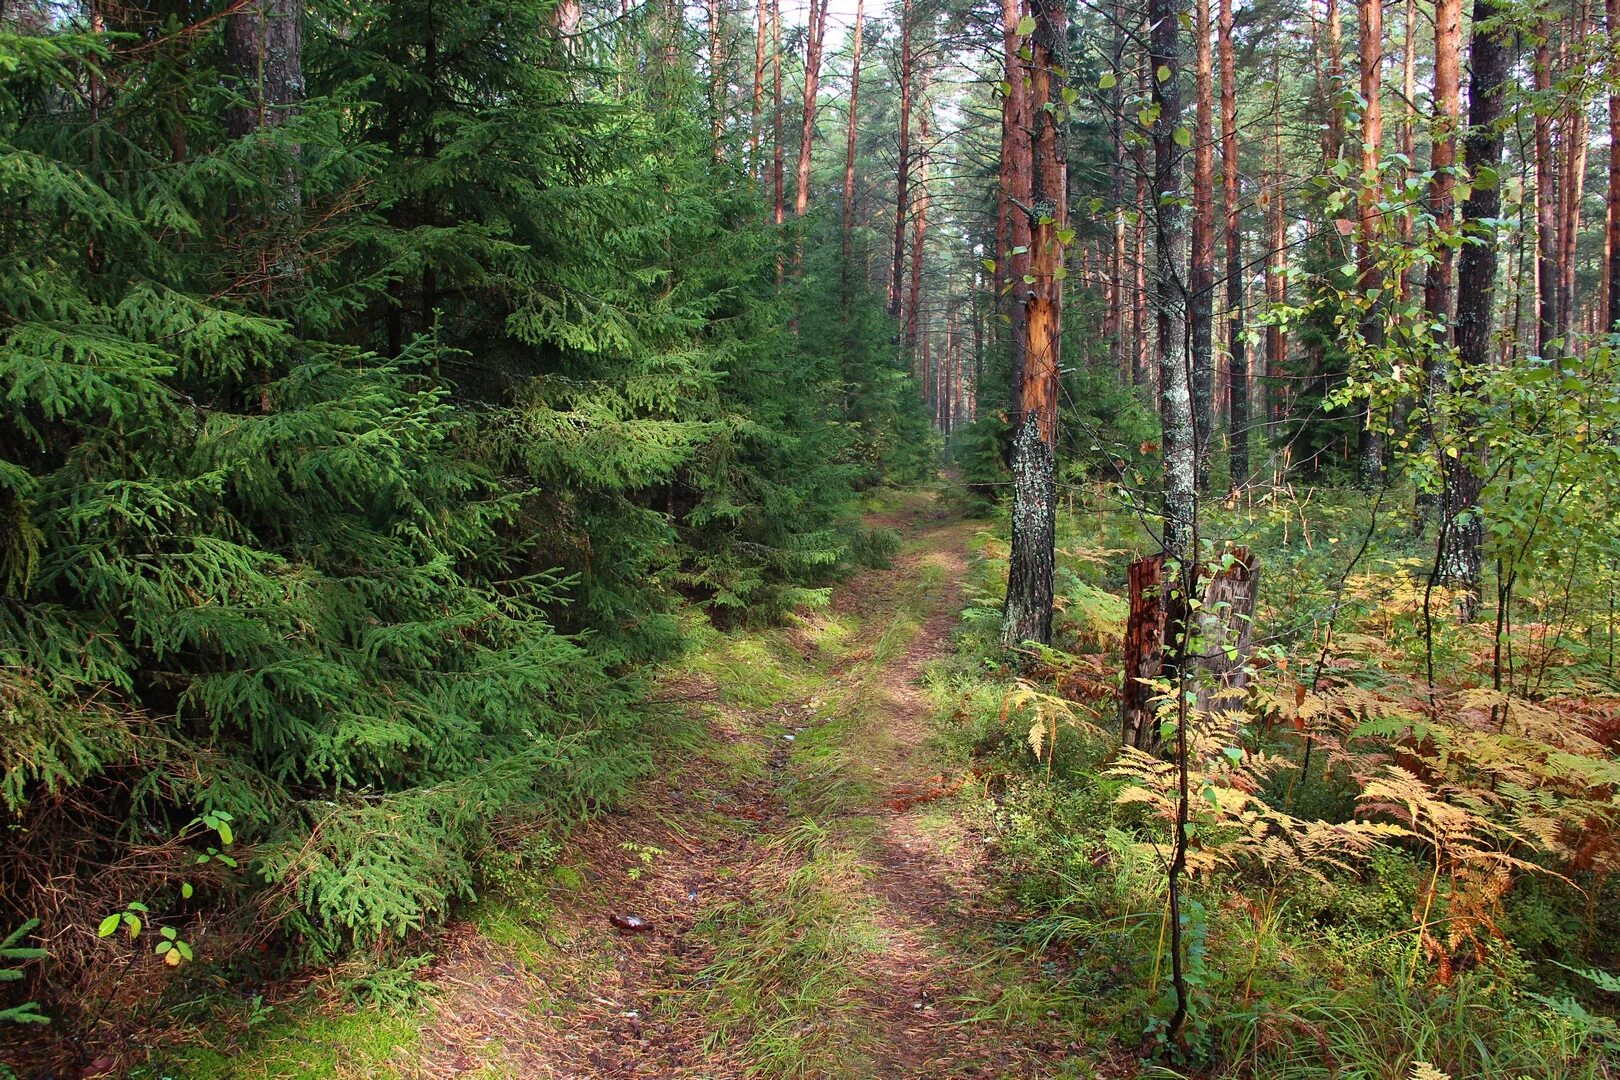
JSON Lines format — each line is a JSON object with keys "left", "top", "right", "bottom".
{"left": 1610, "top": 0, "right": 1620, "bottom": 331}
{"left": 906, "top": 73, "right": 930, "bottom": 357}
{"left": 1535, "top": 28, "right": 1559, "bottom": 355}
{"left": 1001, "top": 0, "right": 1067, "bottom": 649}
{"left": 841, "top": 0, "right": 864, "bottom": 307}
{"left": 1444, "top": 0, "right": 1512, "bottom": 620}
{"left": 1356, "top": 0, "right": 1385, "bottom": 488}
{"left": 794, "top": 0, "right": 830, "bottom": 222}
{"left": 1219, "top": 0, "right": 1245, "bottom": 492}
{"left": 890, "top": 0, "right": 914, "bottom": 318}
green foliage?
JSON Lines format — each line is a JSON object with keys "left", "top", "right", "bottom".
{"left": 0, "top": 0, "right": 922, "bottom": 1028}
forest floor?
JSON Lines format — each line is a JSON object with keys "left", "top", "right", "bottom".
{"left": 147, "top": 487, "right": 1103, "bottom": 1080}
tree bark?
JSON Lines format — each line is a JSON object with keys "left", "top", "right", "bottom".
{"left": 1557, "top": 5, "right": 1590, "bottom": 342}
{"left": 1356, "top": 0, "right": 1385, "bottom": 488}
{"left": 1152, "top": 0, "right": 1195, "bottom": 564}
{"left": 906, "top": 71, "right": 930, "bottom": 357}
{"left": 1609, "top": 0, "right": 1620, "bottom": 331}
{"left": 1425, "top": 0, "right": 1462, "bottom": 332}
{"left": 841, "top": 0, "right": 865, "bottom": 307}
{"left": 1266, "top": 64, "right": 1287, "bottom": 424}
{"left": 771, "top": 0, "right": 784, "bottom": 229}
{"left": 1444, "top": 0, "right": 1513, "bottom": 620}
{"left": 1000, "top": 0, "right": 1032, "bottom": 427}
{"left": 1191, "top": 0, "right": 1216, "bottom": 491}
{"left": 1001, "top": 0, "right": 1067, "bottom": 649}
{"left": 752, "top": 0, "right": 766, "bottom": 178}
{"left": 794, "top": 0, "right": 830, "bottom": 222}
{"left": 1534, "top": 25, "right": 1559, "bottom": 355}
{"left": 225, "top": 0, "right": 303, "bottom": 140}
{"left": 1219, "top": 0, "right": 1246, "bottom": 492}
{"left": 890, "top": 0, "right": 914, "bottom": 318}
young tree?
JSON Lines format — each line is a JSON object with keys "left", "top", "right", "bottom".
{"left": 1152, "top": 0, "right": 1194, "bottom": 564}
{"left": 1001, "top": 0, "right": 1068, "bottom": 648}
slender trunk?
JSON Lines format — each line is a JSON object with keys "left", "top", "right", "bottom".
{"left": 1557, "top": 4, "right": 1591, "bottom": 341}
{"left": 752, "top": 0, "right": 766, "bottom": 177}
{"left": 1322, "top": 0, "right": 1344, "bottom": 163}
{"left": 1399, "top": 0, "right": 1417, "bottom": 300}
{"left": 1267, "top": 66, "right": 1287, "bottom": 424}
{"left": 1356, "top": 0, "right": 1385, "bottom": 487}
{"left": 795, "top": 0, "right": 830, "bottom": 221}
{"left": 1151, "top": 0, "right": 1194, "bottom": 564}
{"left": 1001, "top": 0, "right": 1032, "bottom": 422}
{"left": 1444, "top": 0, "right": 1513, "bottom": 619}
{"left": 771, "top": 0, "right": 784, "bottom": 228}
{"left": 1191, "top": 0, "right": 1216, "bottom": 490}
{"left": 224, "top": 0, "right": 304, "bottom": 301}
{"left": 1219, "top": 0, "right": 1245, "bottom": 491}
{"left": 890, "top": 0, "right": 914, "bottom": 318}
{"left": 709, "top": 0, "right": 726, "bottom": 153}
{"left": 906, "top": 75, "right": 931, "bottom": 357}
{"left": 1001, "top": 0, "right": 1068, "bottom": 649}
{"left": 1535, "top": 26, "right": 1559, "bottom": 355}
{"left": 1426, "top": 0, "right": 1462, "bottom": 330}
{"left": 841, "top": 0, "right": 865, "bottom": 307}
{"left": 1134, "top": 53, "right": 1151, "bottom": 390}
{"left": 1609, "top": 0, "right": 1620, "bottom": 331}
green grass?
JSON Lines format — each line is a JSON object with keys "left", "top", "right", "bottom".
{"left": 133, "top": 1005, "right": 423, "bottom": 1080}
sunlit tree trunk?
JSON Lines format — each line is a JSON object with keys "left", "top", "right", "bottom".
{"left": 1425, "top": 0, "right": 1462, "bottom": 333}
{"left": 1000, "top": 0, "right": 1032, "bottom": 425}
{"left": 794, "top": 0, "right": 830, "bottom": 223}
{"left": 708, "top": 0, "right": 726, "bottom": 154}
{"left": 1444, "top": 0, "right": 1513, "bottom": 620}
{"left": 1191, "top": 0, "right": 1216, "bottom": 490}
{"left": 1557, "top": 5, "right": 1590, "bottom": 342}
{"left": 771, "top": 0, "right": 784, "bottom": 229}
{"left": 1001, "top": 0, "right": 1067, "bottom": 649}
{"left": 1219, "top": 0, "right": 1245, "bottom": 492}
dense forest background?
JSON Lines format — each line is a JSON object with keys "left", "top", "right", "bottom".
{"left": 3, "top": 0, "right": 1620, "bottom": 1075}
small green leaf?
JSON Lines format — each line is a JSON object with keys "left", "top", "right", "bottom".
{"left": 1098, "top": 71, "right": 1118, "bottom": 90}
{"left": 1061, "top": 86, "right": 1078, "bottom": 105}
{"left": 1222, "top": 746, "right": 1243, "bottom": 763}
{"left": 216, "top": 822, "right": 233, "bottom": 846}
{"left": 1156, "top": 64, "right": 1172, "bottom": 83}
{"left": 155, "top": 941, "right": 173, "bottom": 955}
{"left": 1016, "top": 14, "right": 1037, "bottom": 35}
{"left": 181, "top": 883, "right": 194, "bottom": 900}
{"left": 97, "top": 915, "right": 121, "bottom": 938}
{"left": 125, "top": 917, "right": 141, "bottom": 940}
{"left": 1174, "top": 125, "right": 1192, "bottom": 148}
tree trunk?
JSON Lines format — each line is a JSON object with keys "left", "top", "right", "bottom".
{"left": 794, "top": 0, "right": 830, "bottom": 222}
{"left": 752, "top": 0, "right": 766, "bottom": 178}
{"left": 1191, "top": 0, "right": 1216, "bottom": 491}
{"left": 1356, "top": 0, "right": 1385, "bottom": 488}
{"left": 1000, "top": 0, "right": 1032, "bottom": 427}
{"left": 1152, "top": 0, "right": 1195, "bottom": 565}
{"left": 709, "top": 0, "right": 726, "bottom": 154}
{"left": 225, "top": 0, "right": 303, "bottom": 140}
{"left": 906, "top": 71, "right": 930, "bottom": 357}
{"left": 1266, "top": 65, "right": 1287, "bottom": 424}
{"left": 841, "top": 0, "right": 864, "bottom": 307}
{"left": 1534, "top": 26, "right": 1559, "bottom": 355}
{"left": 1609, "top": 0, "right": 1620, "bottom": 331}
{"left": 1001, "top": 0, "right": 1067, "bottom": 649}
{"left": 771, "top": 0, "right": 784, "bottom": 229}
{"left": 1557, "top": 5, "right": 1590, "bottom": 343}
{"left": 1321, "top": 0, "right": 1344, "bottom": 164}
{"left": 1444, "top": 0, "right": 1513, "bottom": 620}
{"left": 1219, "top": 0, "right": 1246, "bottom": 492}
{"left": 890, "top": 0, "right": 914, "bottom": 318}
{"left": 1425, "top": 0, "right": 1462, "bottom": 331}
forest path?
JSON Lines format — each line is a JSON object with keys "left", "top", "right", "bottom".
{"left": 406, "top": 487, "right": 1066, "bottom": 1079}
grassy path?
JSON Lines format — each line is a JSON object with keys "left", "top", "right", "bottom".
{"left": 161, "top": 489, "right": 1072, "bottom": 1079}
